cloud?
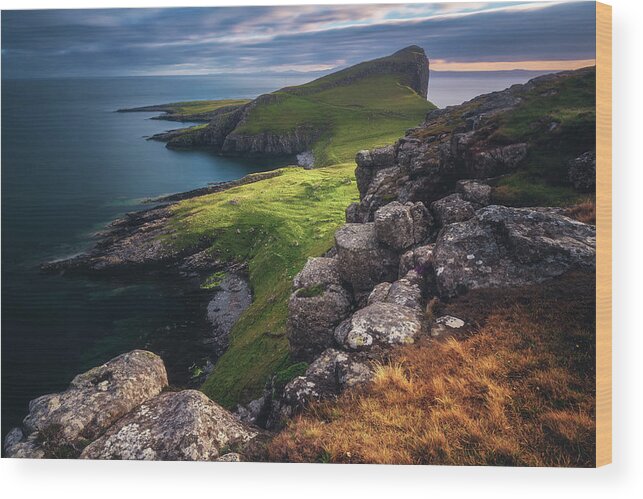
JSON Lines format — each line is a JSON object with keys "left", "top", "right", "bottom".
{"left": 1, "top": 2, "right": 596, "bottom": 78}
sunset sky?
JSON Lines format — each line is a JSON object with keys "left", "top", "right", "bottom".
{"left": 1, "top": 2, "right": 596, "bottom": 78}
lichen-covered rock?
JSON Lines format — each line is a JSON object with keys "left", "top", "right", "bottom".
{"left": 334, "top": 302, "right": 425, "bottom": 351}
{"left": 358, "top": 166, "right": 410, "bottom": 221}
{"left": 287, "top": 284, "right": 352, "bottom": 362}
{"left": 374, "top": 201, "right": 432, "bottom": 250}
{"left": 456, "top": 179, "right": 492, "bottom": 206}
{"left": 431, "top": 315, "right": 469, "bottom": 339}
{"left": 292, "top": 257, "right": 342, "bottom": 289}
{"left": 3, "top": 428, "right": 45, "bottom": 459}
{"left": 345, "top": 202, "right": 361, "bottom": 223}
{"left": 217, "top": 452, "right": 243, "bottom": 462}
{"left": 568, "top": 151, "right": 596, "bottom": 192}
{"left": 5, "top": 350, "right": 168, "bottom": 458}
{"left": 431, "top": 193, "right": 476, "bottom": 226}
{"left": 80, "top": 390, "right": 258, "bottom": 461}
{"left": 367, "top": 273, "right": 424, "bottom": 311}
{"left": 335, "top": 223, "right": 398, "bottom": 292}
{"left": 469, "top": 143, "right": 528, "bottom": 177}
{"left": 270, "top": 349, "right": 373, "bottom": 427}
{"left": 287, "top": 257, "right": 353, "bottom": 361}
{"left": 433, "top": 205, "right": 596, "bottom": 297}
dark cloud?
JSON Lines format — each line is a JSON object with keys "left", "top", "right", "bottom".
{"left": 1, "top": 2, "right": 596, "bottom": 78}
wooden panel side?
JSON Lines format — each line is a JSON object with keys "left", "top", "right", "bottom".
{"left": 595, "top": 1, "right": 612, "bottom": 468}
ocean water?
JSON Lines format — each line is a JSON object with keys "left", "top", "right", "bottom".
{"left": 1, "top": 70, "right": 547, "bottom": 435}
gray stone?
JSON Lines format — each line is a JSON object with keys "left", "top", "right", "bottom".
{"left": 399, "top": 244, "right": 435, "bottom": 276}
{"left": 431, "top": 194, "right": 476, "bottom": 226}
{"left": 374, "top": 201, "right": 432, "bottom": 250}
{"left": 287, "top": 284, "right": 352, "bottom": 362}
{"left": 568, "top": 151, "right": 596, "bottom": 192}
{"left": 367, "top": 274, "right": 423, "bottom": 311}
{"left": 81, "top": 390, "right": 258, "bottom": 461}
{"left": 334, "top": 302, "right": 425, "bottom": 351}
{"left": 292, "top": 257, "right": 342, "bottom": 289}
{"left": 335, "top": 223, "right": 399, "bottom": 292}
{"left": 456, "top": 179, "right": 492, "bottom": 206}
{"left": 7, "top": 350, "right": 168, "bottom": 458}
{"left": 431, "top": 315, "right": 469, "bottom": 338}
{"left": 271, "top": 349, "right": 373, "bottom": 426}
{"left": 207, "top": 273, "right": 252, "bottom": 356}
{"left": 433, "top": 205, "right": 596, "bottom": 297}
{"left": 217, "top": 452, "right": 243, "bottom": 462}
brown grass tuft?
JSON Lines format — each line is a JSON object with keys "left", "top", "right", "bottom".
{"left": 566, "top": 197, "right": 596, "bottom": 224}
{"left": 269, "top": 272, "right": 596, "bottom": 466}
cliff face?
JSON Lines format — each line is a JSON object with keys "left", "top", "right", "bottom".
{"left": 163, "top": 46, "right": 431, "bottom": 161}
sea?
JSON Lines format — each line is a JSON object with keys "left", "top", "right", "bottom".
{"left": 1, "top": 70, "right": 550, "bottom": 436}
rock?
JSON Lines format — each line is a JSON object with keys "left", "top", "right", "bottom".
{"left": 270, "top": 349, "right": 372, "bottom": 427}
{"left": 345, "top": 202, "right": 361, "bottom": 223}
{"left": 431, "top": 194, "right": 476, "bottom": 226}
{"left": 433, "top": 205, "right": 596, "bottom": 297}
{"left": 287, "top": 258, "right": 352, "bottom": 361}
{"left": 431, "top": 315, "right": 469, "bottom": 338}
{"left": 296, "top": 150, "right": 315, "bottom": 169}
{"left": 367, "top": 282, "right": 392, "bottom": 305}
{"left": 292, "top": 257, "right": 342, "bottom": 289}
{"left": 358, "top": 166, "right": 410, "bottom": 220}
{"left": 80, "top": 390, "right": 258, "bottom": 461}
{"left": 217, "top": 452, "right": 243, "bottom": 462}
{"left": 355, "top": 145, "right": 396, "bottom": 198}
{"left": 469, "top": 143, "right": 528, "bottom": 177}
{"left": 3, "top": 431, "right": 45, "bottom": 459}
{"left": 334, "top": 302, "right": 425, "bottom": 351}
{"left": 399, "top": 244, "right": 435, "bottom": 276}
{"left": 456, "top": 179, "right": 492, "bottom": 206}
{"left": 374, "top": 201, "right": 432, "bottom": 250}
{"left": 206, "top": 273, "right": 252, "bottom": 357}
{"left": 568, "top": 151, "right": 596, "bottom": 192}
{"left": 6, "top": 350, "right": 168, "bottom": 458}
{"left": 367, "top": 274, "right": 424, "bottom": 311}
{"left": 234, "top": 396, "right": 268, "bottom": 426}
{"left": 335, "top": 223, "right": 398, "bottom": 292}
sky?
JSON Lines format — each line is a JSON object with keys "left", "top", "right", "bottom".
{"left": 1, "top": 2, "right": 596, "bottom": 78}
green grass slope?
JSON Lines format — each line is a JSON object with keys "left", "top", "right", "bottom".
{"left": 164, "top": 165, "right": 359, "bottom": 407}
{"left": 489, "top": 67, "right": 596, "bottom": 206}
{"left": 237, "top": 73, "right": 434, "bottom": 165}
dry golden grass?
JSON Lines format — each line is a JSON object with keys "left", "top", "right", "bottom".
{"left": 269, "top": 272, "right": 596, "bottom": 467}
{"left": 566, "top": 198, "right": 596, "bottom": 225}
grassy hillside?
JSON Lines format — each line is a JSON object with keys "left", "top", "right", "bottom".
{"left": 164, "top": 165, "right": 359, "bottom": 407}
{"left": 269, "top": 272, "right": 596, "bottom": 466}
{"left": 489, "top": 67, "right": 596, "bottom": 206}
{"left": 236, "top": 74, "right": 434, "bottom": 165}
{"left": 158, "top": 99, "right": 250, "bottom": 115}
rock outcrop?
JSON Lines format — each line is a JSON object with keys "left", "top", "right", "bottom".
{"left": 430, "top": 193, "right": 476, "bottom": 226}
{"left": 5, "top": 351, "right": 262, "bottom": 461}
{"left": 374, "top": 201, "right": 432, "bottom": 250}
{"left": 5, "top": 350, "right": 168, "bottom": 458}
{"left": 287, "top": 258, "right": 353, "bottom": 362}
{"left": 81, "top": 390, "right": 258, "bottom": 461}
{"left": 433, "top": 205, "right": 596, "bottom": 297}
{"left": 568, "top": 151, "right": 596, "bottom": 192}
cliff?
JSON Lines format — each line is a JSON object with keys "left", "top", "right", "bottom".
{"left": 149, "top": 46, "right": 433, "bottom": 166}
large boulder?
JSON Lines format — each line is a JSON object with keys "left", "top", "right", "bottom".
{"left": 5, "top": 350, "right": 168, "bottom": 458}
{"left": 433, "top": 205, "right": 596, "bottom": 297}
{"left": 334, "top": 302, "right": 425, "bottom": 351}
{"left": 81, "top": 390, "right": 258, "bottom": 461}
{"left": 287, "top": 257, "right": 353, "bottom": 361}
{"left": 568, "top": 151, "right": 596, "bottom": 192}
{"left": 430, "top": 193, "right": 476, "bottom": 226}
{"left": 374, "top": 201, "right": 432, "bottom": 251}
{"left": 335, "top": 223, "right": 398, "bottom": 293}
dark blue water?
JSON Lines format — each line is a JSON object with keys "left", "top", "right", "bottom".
{"left": 1, "top": 71, "right": 546, "bottom": 435}
{"left": 1, "top": 75, "right": 311, "bottom": 434}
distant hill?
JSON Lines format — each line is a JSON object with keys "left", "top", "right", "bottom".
{"left": 146, "top": 46, "right": 435, "bottom": 167}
